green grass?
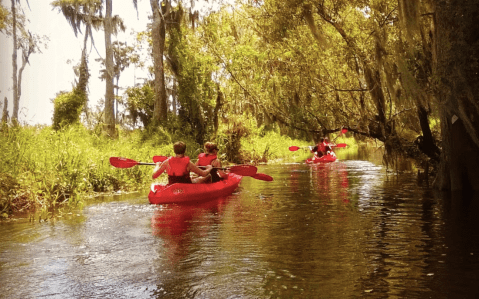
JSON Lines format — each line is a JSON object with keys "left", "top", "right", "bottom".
{"left": 0, "top": 125, "right": 161, "bottom": 215}
{"left": 1, "top": 124, "right": 317, "bottom": 216}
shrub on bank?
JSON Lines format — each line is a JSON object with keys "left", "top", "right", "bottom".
{"left": 0, "top": 125, "right": 159, "bottom": 215}
{"left": 0, "top": 124, "right": 313, "bottom": 216}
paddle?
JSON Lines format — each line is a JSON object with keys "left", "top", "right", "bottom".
{"left": 289, "top": 143, "right": 347, "bottom": 151}
{"left": 200, "top": 165, "right": 258, "bottom": 177}
{"left": 150, "top": 155, "right": 259, "bottom": 177}
{"left": 110, "top": 157, "right": 155, "bottom": 168}
{"left": 252, "top": 173, "right": 274, "bottom": 181}
{"left": 333, "top": 128, "right": 348, "bottom": 142}
{"left": 288, "top": 146, "right": 311, "bottom": 152}
{"left": 152, "top": 156, "right": 272, "bottom": 180}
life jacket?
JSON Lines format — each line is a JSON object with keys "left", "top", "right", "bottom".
{"left": 167, "top": 156, "right": 192, "bottom": 184}
{"left": 197, "top": 153, "right": 217, "bottom": 166}
{"left": 323, "top": 141, "right": 333, "bottom": 154}
{"left": 197, "top": 153, "right": 222, "bottom": 183}
{"left": 319, "top": 142, "right": 327, "bottom": 153}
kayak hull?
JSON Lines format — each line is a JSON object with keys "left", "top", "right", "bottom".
{"left": 306, "top": 154, "right": 337, "bottom": 164}
{"left": 148, "top": 173, "right": 242, "bottom": 204}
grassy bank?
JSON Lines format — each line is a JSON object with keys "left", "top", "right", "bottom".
{"left": 0, "top": 125, "right": 163, "bottom": 216}
{"left": 0, "top": 124, "right": 321, "bottom": 217}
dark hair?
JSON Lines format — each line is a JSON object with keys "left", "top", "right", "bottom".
{"left": 173, "top": 141, "right": 186, "bottom": 155}
{"left": 204, "top": 142, "right": 218, "bottom": 153}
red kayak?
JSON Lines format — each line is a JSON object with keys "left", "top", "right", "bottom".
{"left": 148, "top": 173, "right": 242, "bottom": 204}
{"left": 306, "top": 154, "right": 337, "bottom": 164}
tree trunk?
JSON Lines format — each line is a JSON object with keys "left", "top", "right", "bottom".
{"left": 315, "top": 5, "right": 389, "bottom": 140}
{"left": 11, "top": 0, "right": 18, "bottom": 122}
{"left": 2, "top": 97, "right": 8, "bottom": 123}
{"left": 150, "top": 0, "right": 168, "bottom": 125}
{"left": 79, "top": 24, "right": 90, "bottom": 122}
{"left": 172, "top": 83, "right": 177, "bottom": 115}
{"left": 16, "top": 48, "right": 31, "bottom": 119}
{"left": 433, "top": 0, "right": 479, "bottom": 192}
{"left": 213, "top": 86, "right": 223, "bottom": 136}
{"left": 416, "top": 103, "right": 440, "bottom": 162}
{"left": 103, "top": 0, "right": 116, "bottom": 136}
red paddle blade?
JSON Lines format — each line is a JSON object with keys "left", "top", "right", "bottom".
{"left": 289, "top": 146, "right": 301, "bottom": 151}
{"left": 335, "top": 143, "right": 347, "bottom": 148}
{"left": 229, "top": 165, "right": 257, "bottom": 176}
{"left": 110, "top": 157, "right": 139, "bottom": 168}
{"left": 152, "top": 156, "right": 168, "bottom": 163}
{"left": 253, "top": 173, "right": 274, "bottom": 181}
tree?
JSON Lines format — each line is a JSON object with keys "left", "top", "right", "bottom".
{"left": 103, "top": 0, "right": 115, "bottom": 135}
{"left": 102, "top": 0, "right": 137, "bottom": 137}
{"left": 51, "top": 0, "right": 103, "bottom": 114}
{"left": 432, "top": 0, "right": 479, "bottom": 192}
{"left": 150, "top": 0, "right": 169, "bottom": 125}
{"left": 10, "top": 0, "right": 19, "bottom": 122}
{"left": 96, "top": 41, "right": 138, "bottom": 122}
{"left": 7, "top": 0, "right": 46, "bottom": 123}
{"left": 1, "top": 97, "right": 8, "bottom": 123}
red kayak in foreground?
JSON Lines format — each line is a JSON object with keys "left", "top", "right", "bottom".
{"left": 306, "top": 154, "right": 337, "bottom": 164}
{"left": 148, "top": 173, "right": 242, "bottom": 204}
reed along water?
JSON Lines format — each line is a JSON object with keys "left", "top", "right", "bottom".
{"left": 1, "top": 153, "right": 479, "bottom": 298}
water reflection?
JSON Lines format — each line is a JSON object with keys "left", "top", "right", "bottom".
{"left": 151, "top": 197, "right": 228, "bottom": 265}
{"left": 1, "top": 160, "right": 479, "bottom": 298}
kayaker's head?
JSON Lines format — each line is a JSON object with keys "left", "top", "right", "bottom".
{"left": 204, "top": 142, "right": 218, "bottom": 154}
{"left": 320, "top": 137, "right": 324, "bottom": 143}
{"left": 173, "top": 141, "right": 187, "bottom": 155}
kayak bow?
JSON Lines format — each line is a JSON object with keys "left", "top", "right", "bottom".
{"left": 306, "top": 154, "right": 337, "bottom": 164}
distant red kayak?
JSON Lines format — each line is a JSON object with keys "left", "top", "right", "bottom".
{"left": 306, "top": 154, "right": 337, "bottom": 164}
{"left": 148, "top": 173, "right": 242, "bottom": 204}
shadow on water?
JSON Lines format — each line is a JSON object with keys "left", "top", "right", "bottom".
{"left": 1, "top": 147, "right": 479, "bottom": 298}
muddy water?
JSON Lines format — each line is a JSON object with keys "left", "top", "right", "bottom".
{"left": 1, "top": 155, "right": 479, "bottom": 298}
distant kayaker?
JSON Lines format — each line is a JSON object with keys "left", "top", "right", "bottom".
{"left": 311, "top": 137, "right": 326, "bottom": 158}
{"left": 323, "top": 137, "right": 336, "bottom": 155}
{"left": 152, "top": 141, "right": 212, "bottom": 184}
{"left": 195, "top": 142, "right": 228, "bottom": 183}
{"left": 312, "top": 137, "right": 336, "bottom": 158}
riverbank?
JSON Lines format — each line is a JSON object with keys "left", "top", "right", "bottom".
{"left": 1, "top": 124, "right": 347, "bottom": 217}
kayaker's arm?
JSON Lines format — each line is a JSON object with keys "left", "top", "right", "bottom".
{"left": 189, "top": 162, "right": 212, "bottom": 177}
{"left": 212, "top": 159, "right": 228, "bottom": 179}
{"left": 152, "top": 160, "right": 168, "bottom": 179}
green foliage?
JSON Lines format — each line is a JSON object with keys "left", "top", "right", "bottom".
{"left": 52, "top": 89, "right": 87, "bottom": 130}
{"left": 242, "top": 129, "right": 297, "bottom": 164}
{"left": 175, "top": 22, "right": 218, "bottom": 145}
{"left": 124, "top": 83, "right": 155, "bottom": 128}
{"left": 0, "top": 125, "right": 161, "bottom": 215}
{"left": 0, "top": 4, "right": 8, "bottom": 32}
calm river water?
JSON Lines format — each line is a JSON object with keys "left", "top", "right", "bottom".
{"left": 1, "top": 152, "right": 479, "bottom": 298}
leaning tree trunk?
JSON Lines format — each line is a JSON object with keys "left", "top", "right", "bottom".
{"left": 433, "top": 0, "right": 479, "bottom": 192}
{"left": 103, "top": 0, "right": 116, "bottom": 136}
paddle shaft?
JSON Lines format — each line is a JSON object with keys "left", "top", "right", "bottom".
{"left": 138, "top": 162, "right": 156, "bottom": 166}
{"left": 110, "top": 157, "right": 272, "bottom": 181}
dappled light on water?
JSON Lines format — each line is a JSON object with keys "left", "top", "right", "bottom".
{"left": 1, "top": 159, "right": 479, "bottom": 298}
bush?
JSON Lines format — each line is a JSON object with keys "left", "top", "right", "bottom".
{"left": 52, "top": 89, "right": 87, "bottom": 130}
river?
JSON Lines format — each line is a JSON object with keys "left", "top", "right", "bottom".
{"left": 1, "top": 151, "right": 479, "bottom": 298}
